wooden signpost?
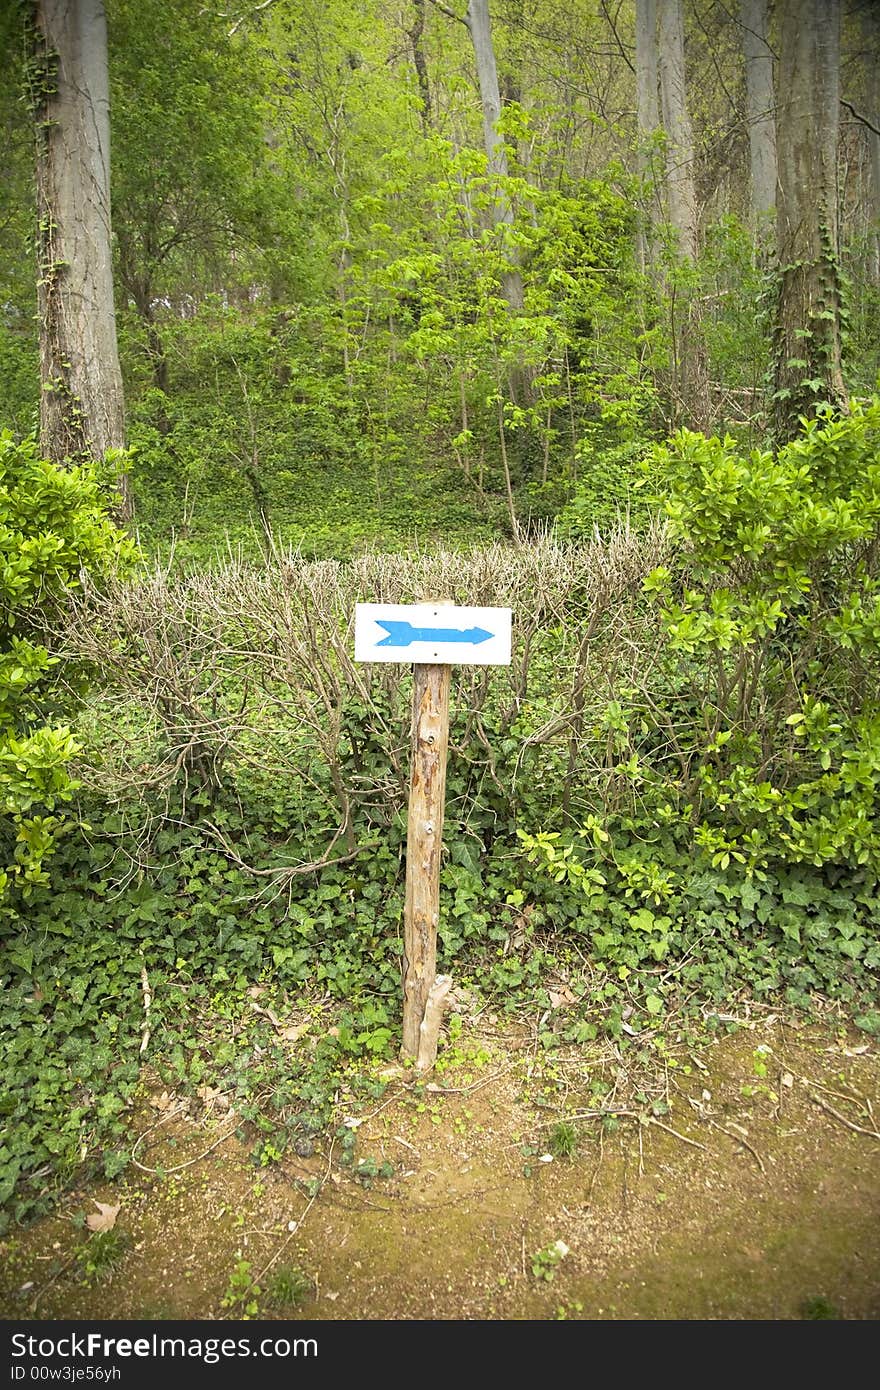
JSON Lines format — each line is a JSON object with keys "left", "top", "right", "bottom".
{"left": 354, "top": 602, "right": 512, "bottom": 1066}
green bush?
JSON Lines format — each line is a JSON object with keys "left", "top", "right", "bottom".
{"left": 522, "top": 403, "right": 880, "bottom": 1015}
{"left": 642, "top": 399, "right": 880, "bottom": 872}
{"left": 0, "top": 431, "right": 132, "bottom": 899}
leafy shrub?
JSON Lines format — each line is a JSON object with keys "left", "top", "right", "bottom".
{"left": 521, "top": 404, "right": 880, "bottom": 1020}
{"left": 642, "top": 399, "right": 880, "bottom": 872}
{"left": 0, "top": 431, "right": 131, "bottom": 899}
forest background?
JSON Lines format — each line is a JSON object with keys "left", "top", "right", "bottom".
{"left": 1, "top": 0, "right": 879, "bottom": 1239}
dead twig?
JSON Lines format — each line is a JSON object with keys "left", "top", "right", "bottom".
{"left": 645, "top": 1116, "right": 708, "bottom": 1151}
{"left": 130, "top": 1104, "right": 239, "bottom": 1175}
{"left": 421, "top": 1061, "right": 519, "bottom": 1094}
{"left": 709, "top": 1119, "right": 766, "bottom": 1173}
{"left": 139, "top": 960, "right": 152, "bottom": 1055}
{"left": 808, "top": 1093, "right": 880, "bottom": 1140}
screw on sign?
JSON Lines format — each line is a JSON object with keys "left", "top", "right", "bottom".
{"left": 354, "top": 602, "right": 512, "bottom": 1066}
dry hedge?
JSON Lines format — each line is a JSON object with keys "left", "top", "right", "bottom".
{"left": 60, "top": 527, "right": 668, "bottom": 876}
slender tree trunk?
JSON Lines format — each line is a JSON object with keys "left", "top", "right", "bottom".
{"left": 740, "top": 0, "right": 776, "bottom": 229}
{"left": 30, "top": 0, "right": 129, "bottom": 516}
{"left": 657, "top": 0, "right": 697, "bottom": 261}
{"left": 862, "top": 5, "right": 880, "bottom": 284}
{"left": 654, "top": 0, "right": 707, "bottom": 427}
{"left": 635, "top": 0, "right": 660, "bottom": 271}
{"left": 869, "top": 108, "right": 880, "bottom": 287}
{"left": 464, "top": 0, "right": 523, "bottom": 312}
{"left": 408, "top": 0, "right": 432, "bottom": 132}
{"left": 773, "top": 0, "right": 846, "bottom": 442}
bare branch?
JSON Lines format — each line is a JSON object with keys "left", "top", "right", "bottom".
{"left": 840, "top": 97, "right": 880, "bottom": 138}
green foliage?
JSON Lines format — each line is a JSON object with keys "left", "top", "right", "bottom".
{"left": 263, "top": 1264, "right": 313, "bottom": 1311}
{"left": 801, "top": 1295, "right": 840, "bottom": 1320}
{"left": 547, "top": 1120, "right": 579, "bottom": 1158}
{"left": 5, "top": 407, "right": 880, "bottom": 1231}
{"left": 220, "top": 1258, "right": 260, "bottom": 1318}
{"left": 0, "top": 432, "right": 132, "bottom": 897}
{"left": 517, "top": 405, "right": 880, "bottom": 1030}
{"left": 531, "top": 1240, "right": 569, "bottom": 1281}
{"left": 109, "top": 0, "right": 281, "bottom": 308}
{"left": 555, "top": 442, "right": 653, "bottom": 537}
{"left": 641, "top": 400, "right": 880, "bottom": 873}
{"left": 74, "top": 1227, "right": 131, "bottom": 1285}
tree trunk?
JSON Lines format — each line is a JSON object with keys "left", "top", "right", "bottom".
{"left": 635, "top": 0, "right": 660, "bottom": 271}
{"left": 869, "top": 100, "right": 880, "bottom": 287}
{"left": 657, "top": 0, "right": 697, "bottom": 261}
{"left": 773, "top": 0, "right": 846, "bottom": 443}
{"left": 860, "top": 4, "right": 880, "bottom": 284}
{"left": 408, "top": 0, "right": 432, "bottom": 132}
{"left": 30, "top": 0, "right": 129, "bottom": 516}
{"left": 654, "top": 0, "right": 707, "bottom": 427}
{"left": 464, "top": 0, "right": 523, "bottom": 312}
{"left": 740, "top": 0, "right": 776, "bottom": 229}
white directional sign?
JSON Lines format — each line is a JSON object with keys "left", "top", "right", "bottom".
{"left": 355, "top": 602, "right": 512, "bottom": 665}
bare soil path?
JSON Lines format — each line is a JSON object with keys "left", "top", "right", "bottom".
{"left": 2, "top": 1012, "right": 879, "bottom": 1321}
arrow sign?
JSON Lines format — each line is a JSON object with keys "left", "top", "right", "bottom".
{"left": 355, "top": 602, "right": 512, "bottom": 665}
{"left": 377, "top": 620, "right": 493, "bottom": 648}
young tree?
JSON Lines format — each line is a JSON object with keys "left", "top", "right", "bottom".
{"left": 740, "top": 0, "right": 776, "bottom": 229}
{"left": 30, "top": 0, "right": 128, "bottom": 514}
{"left": 773, "top": 0, "right": 846, "bottom": 441}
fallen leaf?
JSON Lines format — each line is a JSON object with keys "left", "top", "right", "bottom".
{"left": 548, "top": 985, "right": 576, "bottom": 1010}
{"left": 86, "top": 1201, "right": 121, "bottom": 1233}
{"left": 325, "top": 1290, "right": 339, "bottom": 1301}
{"left": 280, "top": 1022, "right": 310, "bottom": 1042}
{"left": 781, "top": 1071, "right": 794, "bottom": 1089}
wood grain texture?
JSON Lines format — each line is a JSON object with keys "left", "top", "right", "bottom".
{"left": 401, "top": 663, "right": 450, "bottom": 1058}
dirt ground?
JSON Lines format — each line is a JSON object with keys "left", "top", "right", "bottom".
{"left": 2, "top": 1008, "right": 879, "bottom": 1321}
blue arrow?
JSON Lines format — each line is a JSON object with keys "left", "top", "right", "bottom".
{"left": 376, "top": 620, "right": 493, "bottom": 648}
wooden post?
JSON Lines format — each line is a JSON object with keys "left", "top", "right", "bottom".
{"left": 401, "top": 662, "right": 451, "bottom": 1059}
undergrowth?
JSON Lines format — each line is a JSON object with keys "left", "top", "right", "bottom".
{"left": 2, "top": 786, "right": 878, "bottom": 1232}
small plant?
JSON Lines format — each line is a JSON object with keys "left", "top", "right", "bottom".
{"left": 531, "top": 1239, "right": 570, "bottom": 1282}
{"left": 354, "top": 1156, "right": 394, "bottom": 1188}
{"left": 75, "top": 1228, "right": 130, "bottom": 1285}
{"left": 740, "top": 1044, "right": 779, "bottom": 1102}
{"left": 548, "top": 1120, "right": 579, "bottom": 1159}
{"left": 801, "top": 1295, "right": 840, "bottom": 1320}
{"left": 554, "top": 1300, "right": 584, "bottom": 1319}
{"left": 221, "top": 1258, "right": 260, "bottom": 1318}
{"left": 264, "top": 1263, "right": 313, "bottom": 1311}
